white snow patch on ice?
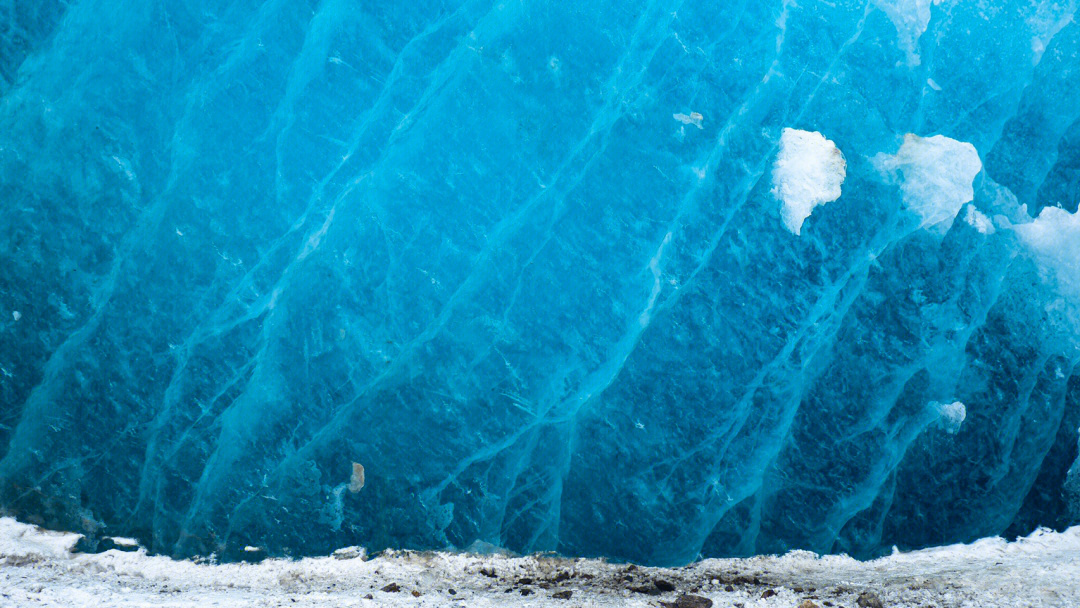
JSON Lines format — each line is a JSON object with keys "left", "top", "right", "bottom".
{"left": 875, "top": 133, "right": 982, "bottom": 232}
{"left": 0, "top": 518, "right": 80, "bottom": 560}
{"left": 2, "top": 517, "right": 1080, "bottom": 607}
{"left": 771, "top": 128, "right": 847, "bottom": 235}
{"left": 873, "top": 0, "right": 944, "bottom": 65}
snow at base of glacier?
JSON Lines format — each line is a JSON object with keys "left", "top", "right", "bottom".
{"left": 1, "top": 0, "right": 1080, "bottom": 566}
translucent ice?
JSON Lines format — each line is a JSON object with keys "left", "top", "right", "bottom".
{"left": 0, "top": 0, "right": 1078, "bottom": 565}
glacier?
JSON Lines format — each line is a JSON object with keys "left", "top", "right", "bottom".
{"left": 1, "top": 0, "right": 1080, "bottom": 566}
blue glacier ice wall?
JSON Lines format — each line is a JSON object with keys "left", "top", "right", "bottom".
{"left": 2, "top": 0, "right": 1080, "bottom": 565}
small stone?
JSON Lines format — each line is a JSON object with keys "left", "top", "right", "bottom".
{"left": 480, "top": 567, "right": 496, "bottom": 578}
{"left": 631, "top": 585, "right": 661, "bottom": 595}
{"left": 520, "top": 588, "right": 533, "bottom": 596}
{"left": 761, "top": 589, "right": 777, "bottom": 599}
{"left": 857, "top": 591, "right": 884, "bottom": 608}
{"left": 411, "top": 590, "right": 421, "bottom": 597}
{"left": 655, "top": 579, "right": 677, "bottom": 592}
{"left": 448, "top": 588, "right": 456, "bottom": 595}
{"left": 349, "top": 462, "right": 365, "bottom": 492}
{"left": 518, "top": 577, "right": 534, "bottom": 585}
{"left": 661, "top": 595, "right": 713, "bottom": 608}
{"left": 724, "top": 585, "right": 734, "bottom": 592}
{"left": 363, "top": 594, "right": 373, "bottom": 600}
{"left": 799, "top": 601, "right": 820, "bottom": 608}
{"left": 381, "top": 583, "right": 400, "bottom": 593}
{"left": 552, "top": 590, "right": 573, "bottom": 600}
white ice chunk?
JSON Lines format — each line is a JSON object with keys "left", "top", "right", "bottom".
{"left": 875, "top": 133, "right": 982, "bottom": 232}
{"left": 964, "top": 205, "right": 995, "bottom": 234}
{"left": 109, "top": 537, "right": 139, "bottom": 548}
{"left": 933, "top": 401, "right": 967, "bottom": 434}
{"left": 771, "top": 128, "right": 847, "bottom": 236}
{"left": 1015, "top": 205, "right": 1080, "bottom": 298}
{"left": 873, "top": 0, "right": 943, "bottom": 66}
{"left": 11, "top": 311, "right": 20, "bottom": 321}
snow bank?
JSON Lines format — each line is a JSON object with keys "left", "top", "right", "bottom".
{"left": 771, "top": 128, "right": 847, "bottom": 235}
{"left": 1, "top": 517, "right": 1078, "bottom": 607}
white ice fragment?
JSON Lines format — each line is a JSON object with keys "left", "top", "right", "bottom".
{"left": 673, "top": 112, "right": 703, "bottom": 129}
{"left": 873, "top": 0, "right": 943, "bottom": 66}
{"left": 12, "top": 311, "right": 20, "bottom": 321}
{"left": 1015, "top": 205, "right": 1080, "bottom": 299}
{"left": 332, "top": 545, "right": 368, "bottom": 560}
{"left": 964, "top": 205, "right": 995, "bottom": 234}
{"left": 348, "top": 462, "right": 365, "bottom": 493}
{"left": 927, "top": 77, "right": 942, "bottom": 91}
{"left": 243, "top": 546, "right": 261, "bottom": 552}
{"left": 875, "top": 133, "right": 982, "bottom": 232}
{"left": 933, "top": 401, "right": 967, "bottom": 434}
{"left": 771, "top": 128, "right": 847, "bottom": 235}
{"left": 109, "top": 537, "right": 139, "bottom": 548}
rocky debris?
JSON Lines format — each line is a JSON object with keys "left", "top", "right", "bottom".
{"left": 381, "top": 583, "right": 400, "bottom": 593}
{"left": 761, "top": 589, "right": 777, "bottom": 599}
{"left": 857, "top": 591, "right": 884, "bottom": 608}
{"left": 552, "top": 590, "right": 573, "bottom": 600}
{"left": 661, "top": 594, "right": 714, "bottom": 608}
{"left": 479, "top": 567, "right": 496, "bottom": 578}
{"left": 630, "top": 584, "right": 661, "bottom": 595}
{"left": 410, "top": 590, "right": 420, "bottom": 597}
{"left": 799, "top": 601, "right": 820, "bottom": 608}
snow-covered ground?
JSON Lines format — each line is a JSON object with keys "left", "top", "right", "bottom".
{"left": 1, "top": 517, "right": 1077, "bottom": 607}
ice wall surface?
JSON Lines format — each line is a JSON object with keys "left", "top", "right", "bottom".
{"left": 2, "top": 0, "right": 1080, "bottom": 565}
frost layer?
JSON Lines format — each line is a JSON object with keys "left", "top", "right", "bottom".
{"left": 771, "top": 128, "right": 847, "bottom": 235}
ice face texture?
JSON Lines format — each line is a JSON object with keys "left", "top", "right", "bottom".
{"left": 1, "top": 0, "right": 1079, "bottom": 565}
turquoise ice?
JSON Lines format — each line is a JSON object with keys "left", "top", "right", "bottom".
{"left": 1, "top": 0, "right": 1079, "bottom": 564}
